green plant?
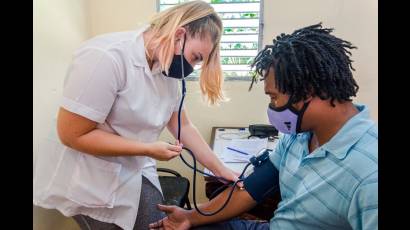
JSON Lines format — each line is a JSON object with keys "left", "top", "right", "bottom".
{"left": 224, "top": 28, "right": 233, "bottom": 34}
{"left": 248, "top": 12, "right": 257, "bottom": 18}
{"left": 242, "top": 12, "right": 258, "bottom": 18}
{"left": 234, "top": 43, "right": 242, "bottom": 49}
{"left": 221, "top": 57, "right": 254, "bottom": 65}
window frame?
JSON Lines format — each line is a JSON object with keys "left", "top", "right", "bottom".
{"left": 156, "top": 0, "right": 264, "bottom": 81}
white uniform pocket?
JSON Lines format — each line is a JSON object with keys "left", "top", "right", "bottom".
{"left": 67, "top": 153, "right": 121, "bottom": 208}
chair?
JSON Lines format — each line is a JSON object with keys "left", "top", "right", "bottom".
{"left": 157, "top": 168, "right": 191, "bottom": 209}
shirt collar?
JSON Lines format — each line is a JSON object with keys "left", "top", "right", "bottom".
{"left": 298, "top": 104, "right": 375, "bottom": 160}
{"left": 131, "top": 24, "right": 166, "bottom": 77}
{"left": 131, "top": 24, "right": 152, "bottom": 68}
{"left": 322, "top": 104, "right": 375, "bottom": 159}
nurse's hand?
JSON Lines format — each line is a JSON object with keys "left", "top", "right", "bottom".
{"left": 146, "top": 141, "right": 182, "bottom": 161}
{"left": 215, "top": 167, "right": 244, "bottom": 188}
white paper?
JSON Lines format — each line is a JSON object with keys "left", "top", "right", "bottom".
{"left": 220, "top": 138, "right": 268, "bottom": 162}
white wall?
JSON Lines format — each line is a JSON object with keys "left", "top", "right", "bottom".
{"left": 88, "top": 0, "right": 157, "bottom": 36}
{"left": 33, "top": 0, "right": 89, "bottom": 229}
{"left": 33, "top": 0, "right": 90, "bottom": 159}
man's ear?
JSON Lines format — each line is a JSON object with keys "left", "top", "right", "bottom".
{"left": 305, "top": 95, "right": 314, "bottom": 103}
{"left": 304, "top": 87, "right": 315, "bottom": 102}
{"left": 292, "top": 94, "right": 313, "bottom": 110}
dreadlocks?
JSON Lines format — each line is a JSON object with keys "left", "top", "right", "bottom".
{"left": 250, "top": 23, "right": 359, "bottom": 106}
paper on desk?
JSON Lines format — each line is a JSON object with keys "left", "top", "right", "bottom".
{"left": 220, "top": 138, "right": 268, "bottom": 162}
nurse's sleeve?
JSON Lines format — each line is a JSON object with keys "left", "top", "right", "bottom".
{"left": 61, "top": 48, "right": 124, "bottom": 123}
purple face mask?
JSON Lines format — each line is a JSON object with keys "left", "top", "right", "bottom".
{"left": 267, "top": 98, "right": 310, "bottom": 134}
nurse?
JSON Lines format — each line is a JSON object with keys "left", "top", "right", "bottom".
{"left": 33, "top": 1, "right": 238, "bottom": 230}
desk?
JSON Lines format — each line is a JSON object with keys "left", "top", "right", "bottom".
{"left": 205, "top": 127, "right": 281, "bottom": 220}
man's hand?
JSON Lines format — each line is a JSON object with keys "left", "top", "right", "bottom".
{"left": 149, "top": 204, "right": 191, "bottom": 230}
{"left": 150, "top": 184, "right": 257, "bottom": 229}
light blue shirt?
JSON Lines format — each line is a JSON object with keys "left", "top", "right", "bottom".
{"left": 269, "top": 104, "right": 378, "bottom": 230}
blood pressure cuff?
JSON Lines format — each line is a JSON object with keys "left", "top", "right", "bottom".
{"left": 243, "top": 159, "right": 280, "bottom": 203}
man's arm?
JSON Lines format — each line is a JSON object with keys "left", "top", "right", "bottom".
{"left": 189, "top": 186, "right": 257, "bottom": 226}
{"left": 150, "top": 156, "right": 280, "bottom": 229}
{"left": 150, "top": 186, "right": 257, "bottom": 230}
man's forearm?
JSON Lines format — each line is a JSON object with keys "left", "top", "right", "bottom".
{"left": 187, "top": 186, "right": 257, "bottom": 227}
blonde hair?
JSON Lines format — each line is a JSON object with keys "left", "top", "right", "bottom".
{"left": 145, "top": 0, "right": 224, "bottom": 105}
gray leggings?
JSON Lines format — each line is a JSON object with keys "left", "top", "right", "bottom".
{"left": 73, "top": 176, "right": 166, "bottom": 230}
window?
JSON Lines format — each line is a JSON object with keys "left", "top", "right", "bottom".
{"left": 157, "top": 0, "right": 263, "bottom": 80}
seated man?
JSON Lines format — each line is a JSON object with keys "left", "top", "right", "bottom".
{"left": 149, "top": 23, "right": 378, "bottom": 230}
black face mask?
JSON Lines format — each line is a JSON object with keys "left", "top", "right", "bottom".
{"left": 162, "top": 34, "right": 194, "bottom": 79}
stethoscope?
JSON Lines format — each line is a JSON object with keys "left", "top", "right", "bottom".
{"left": 174, "top": 49, "right": 270, "bottom": 216}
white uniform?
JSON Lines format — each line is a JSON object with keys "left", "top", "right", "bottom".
{"left": 33, "top": 25, "right": 181, "bottom": 230}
